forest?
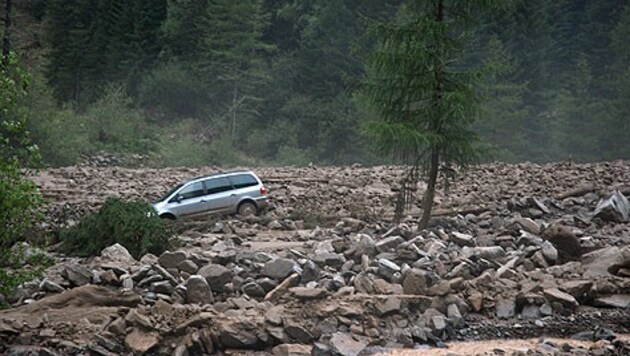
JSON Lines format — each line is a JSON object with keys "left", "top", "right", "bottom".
{"left": 4, "top": 0, "right": 630, "bottom": 167}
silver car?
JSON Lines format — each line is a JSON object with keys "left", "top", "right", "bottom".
{"left": 152, "top": 170, "right": 268, "bottom": 219}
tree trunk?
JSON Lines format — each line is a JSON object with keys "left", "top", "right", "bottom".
{"left": 231, "top": 85, "right": 238, "bottom": 144}
{"left": 2, "top": 0, "right": 11, "bottom": 63}
{"left": 419, "top": 147, "right": 439, "bottom": 229}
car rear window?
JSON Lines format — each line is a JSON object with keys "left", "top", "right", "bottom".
{"left": 204, "top": 177, "right": 232, "bottom": 194}
{"left": 229, "top": 174, "right": 259, "bottom": 189}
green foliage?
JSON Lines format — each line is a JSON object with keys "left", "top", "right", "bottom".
{"left": 60, "top": 198, "right": 172, "bottom": 259}
{"left": 274, "top": 145, "right": 312, "bottom": 166}
{"left": 0, "top": 54, "right": 45, "bottom": 302}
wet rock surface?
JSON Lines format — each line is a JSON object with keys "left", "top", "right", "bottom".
{"left": 2, "top": 161, "right": 629, "bottom": 355}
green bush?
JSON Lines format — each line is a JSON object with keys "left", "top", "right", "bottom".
{"left": 60, "top": 198, "right": 172, "bottom": 259}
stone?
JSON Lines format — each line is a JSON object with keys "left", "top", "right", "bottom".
{"left": 198, "top": 263, "right": 234, "bottom": 292}
{"left": 496, "top": 298, "right": 516, "bottom": 319}
{"left": 543, "top": 224, "right": 582, "bottom": 262}
{"left": 516, "top": 217, "right": 541, "bottom": 235}
{"left": 543, "top": 288, "right": 579, "bottom": 308}
{"left": 150, "top": 280, "right": 173, "bottom": 294}
{"left": 468, "top": 292, "right": 484, "bottom": 312}
{"left": 40, "top": 279, "right": 64, "bottom": 293}
{"left": 290, "top": 287, "right": 327, "bottom": 300}
{"left": 272, "top": 343, "right": 312, "bottom": 356}
{"left": 447, "top": 304, "right": 463, "bottom": 327}
{"left": 62, "top": 264, "right": 93, "bottom": 286}
{"left": 301, "top": 260, "right": 321, "bottom": 283}
{"left": 374, "top": 296, "right": 401, "bottom": 316}
{"left": 450, "top": 232, "right": 475, "bottom": 247}
{"left": 377, "top": 259, "right": 401, "bottom": 281}
{"left": 375, "top": 235, "right": 405, "bottom": 252}
{"left": 594, "top": 295, "right": 630, "bottom": 309}
{"left": 121, "top": 276, "right": 134, "bottom": 289}
{"left": 124, "top": 329, "right": 159, "bottom": 354}
{"left": 284, "top": 322, "right": 314, "bottom": 343}
{"left": 185, "top": 275, "right": 214, "bottom": 304}
{"left": 263, "top": 258, "right": 298, "bottom": 280}
{"left": 158, "top": 251, "right": 187, "bottom": 269}
{"left": 242, "top": 282, "right": 266, "bottom": 298}
{"left": 560, "top": 280, "right": 593, "bottom": 300}
{"left": 265, "top": 306, "right": 284, "bottom": 326}
{"left": 329, "top": 332, "right": 367, "bottom": 356}
{"left": 594, "top": 190, "right": 630, "bottom": 223}
{"left": 100, "top": 270, "right": 119, "bottom": 285}
{"left": 312, "top": 253, "right": 344, "bottom": 269}
{"left": 430, "top": 315, "right": 447, "bottom": 333}
{"left": 219, "top": 325, "right": 259, "bottom": 348}
{"left": 355, "top": 234, "right": 377, "bottom": 258}
{"left": 462, "top": 246, "right": 506, "bottom": 260}
{"left": 101, "top": 243, "right": 135, "bottom": 264}
{"left": 541, "top": 241, "right": 559, "bottom": 264}
{"left": 521, "top": 305, "right": 542, "bottom": 319}
{"left": 177, "top": 260, "right": 198, "bottom": 274}
{"left": 402, "top": 268, "right": 429, "bottom": 295}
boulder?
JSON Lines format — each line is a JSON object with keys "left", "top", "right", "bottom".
{"left": 198, "top": 264, "right": 234, "bottom": 292}
{"left": 158, "top": 251, "right": 187, "bottom": 269}
{"left": 594, "top": 190, "right": 630, "bottom": 223}
{"left": 185, "top": 275, "right": 214, "bottom": 304}
{"left": 263, "top": 258, "right": 298, "bottom": 280}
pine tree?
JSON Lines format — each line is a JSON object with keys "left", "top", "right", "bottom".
{"left": 364, "top": 0, "right": 502, "bottom": 228}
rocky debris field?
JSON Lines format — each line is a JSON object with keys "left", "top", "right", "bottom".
{"left": 2, "top": 161, "right": 630, "bottom": 355}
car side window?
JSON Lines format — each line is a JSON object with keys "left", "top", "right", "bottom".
{"left": 177, "top": 181, "right": 205, "bottom": 200}
{"left": 204, "top": 177, "right": 232, "bottom": 195}
{"left": 229, "top": 174, "right": 258, "bottom": 189}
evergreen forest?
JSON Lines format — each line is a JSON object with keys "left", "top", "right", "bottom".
{"left": 5, "top": 0, "right": 630, "bottom": 167}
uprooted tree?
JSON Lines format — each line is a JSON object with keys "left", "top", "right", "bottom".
{"left": 364, "top": 0, "right": 504, "bottom": 228}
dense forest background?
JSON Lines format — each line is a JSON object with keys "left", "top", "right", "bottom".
{"left": 6, "top": 0, "right": 630, "bottom": 167}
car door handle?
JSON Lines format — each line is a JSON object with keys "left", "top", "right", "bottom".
{"left": 231, "top": 194, "right": 236, "bottom": 197}
{"left": 200, "top": 199, "right": 207, "bottom": 203}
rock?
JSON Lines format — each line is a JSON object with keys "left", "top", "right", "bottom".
{"left": 198, "top": 263, "right": 234, "bottom": 292}
{"left": 521, "top": 304, "right": 542, "bottom": 319}
{"left": 462, "top": 246, "right": 506, "bottom": 260}
{"left": 374, "top": 296, "right": 401, "bottom": 316}
{"left": 263, "top": 258, "right": 298, "bottom": 280}
{"left": 219, "top": 325, "right": 259, "bottom": 348}
{"left": 301, "top": 260, "right": 321, "bottom": 283}
{"left": 177, "top": 260, "right": 198, "bottom": 274}
{"left": 150, "top": 280, "right": 173, "bottom": 294}
{"left": 40, "top": 279, "right": 65, "bottom": 293}
{"left": 124, "top": 329, "right": 159, "bottom": 354}
{"left": 265, "top": 306, "right": 284, "bottom": 326}
{"left": 272, "top": 343, "right": 312, "bottom": 356}
{"left": 468, "top": 292, "right": 484, "bottom": 312}
{"left": 312, "top": 253, "right": 344, "bottom": 269}
{"left": 242, "top": 282, "right": 266, "bottom": 297}
{"left": 290, "top": 287, "right": 327, "bottom": 300}
{"left": 100, "top": 270, "right": 119, "bottom": 285}
{"left": 101, "top": 243, "right": 135, "bottom": 264}
{"left": 594, "top": 190, "right": 630, "bottom": 223}
{"left": 560, "top": 280, "right": 593, "bottom": 300}
{"left": 543, "top": 288, "right": 579, "bottom": 308}
{"left": 355, "top": 234, "right": 377, "bottom": 258}
{"left": 185, "top": 275, "right": 214, "bottom": 304}
{"left": 516, "top": 217, "right": 541, "bottom": 235}
{"left": 593, "top": 295, "right": 630, "bottom": 309}
{"left": 377, "top": 259, "right": 401, "bottom": 281}
{"left": 402, "top": 268, "right": 429, "bottom": 295}
{"left": 375, "top": 235, "right": 405, "bottom": 253}
{"left": 496, "top": 298, "right": 516, "bottom": 319}
{"left": 329, "top": 332, "right": 367, "bottom": 356}
{"left": 121, "top": 276, "right": 134, "bottom": 290}
{"left": 284, "top": 322, "right": 314, "bottom": 343}
{"left": 541, "top": 241, "right": 558, "bottom": 264}
{"left": 62, "top": 264, "right": 93, "bottom": 286}
{"left": 447, "top": 304, "right": 463, "bottom": 327}
{"left": 158, "top": 251, "right": 187, "bottom": 269}
{"left": 450, "top": 232, "right": 475, "bottom": 247}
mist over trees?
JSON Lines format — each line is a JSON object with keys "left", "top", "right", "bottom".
{"left": 7, "top": 0, "right": 630, "bottom": 167}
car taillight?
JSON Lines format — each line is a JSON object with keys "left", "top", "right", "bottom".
{"left": 260, "top": 186, "right": 268, "bottom": 195}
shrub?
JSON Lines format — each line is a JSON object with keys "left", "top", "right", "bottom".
{"left": 60, "top": 198, "right": 172, "bottom": 259}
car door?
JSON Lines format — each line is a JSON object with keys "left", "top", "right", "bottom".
{"left": 169, "top": 181, "right": 206, "bottom": 217}
{"left": 202, "top": 177, "right": 236, "bottom": 214}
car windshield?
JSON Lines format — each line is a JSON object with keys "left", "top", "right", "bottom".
{"left": 155, "top": 183, "right": 184, "bottom": 203}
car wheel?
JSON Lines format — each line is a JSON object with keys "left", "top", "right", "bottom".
{"left": 237, "top": 201, "right": 257, "bottom": 216}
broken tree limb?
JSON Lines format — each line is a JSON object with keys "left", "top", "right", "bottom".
{"left": 556, "top": 183, "right": 596, "bottom": 200}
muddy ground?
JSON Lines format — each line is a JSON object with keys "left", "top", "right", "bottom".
{"left": 1, "top": 161, "right": 630, "bottom": 355}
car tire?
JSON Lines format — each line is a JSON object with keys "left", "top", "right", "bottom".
{"left": 237, "top": 201, "right": 257, "bottom": 216}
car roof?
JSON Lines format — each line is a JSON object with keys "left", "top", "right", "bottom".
{"left": 186, "top": 170, "right": 257, "bottom": 184}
